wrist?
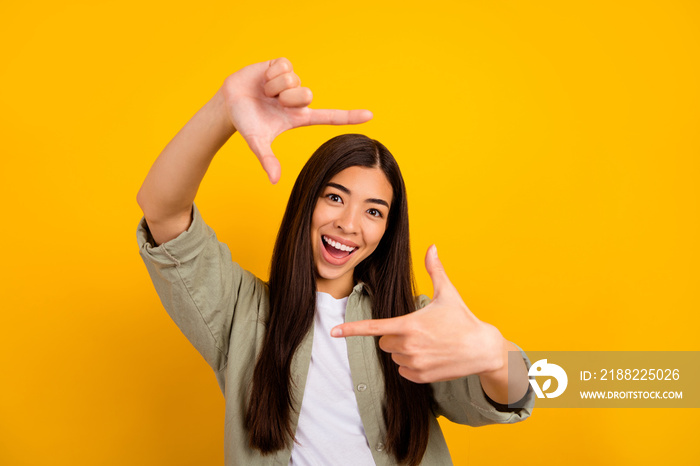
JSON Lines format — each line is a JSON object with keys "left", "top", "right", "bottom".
{"left": 479, "top": 340, "right": 530, "bottom": 406}
{"left": 477, "top": 338, "right": 512, "bottom": 405}
{"left": 478, "top": 337, "right": 509, "bottom": 380}
{"left": 210, "top": 86, "right": 237, "bottom": 136}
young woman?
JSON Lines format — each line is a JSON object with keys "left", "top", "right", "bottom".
{"left": 136, "top": 58, "right": 534, "bottom": 466}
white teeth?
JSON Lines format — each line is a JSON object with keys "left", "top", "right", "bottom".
{"left": 323, "top": 236, "right": 356, "bottom": 252}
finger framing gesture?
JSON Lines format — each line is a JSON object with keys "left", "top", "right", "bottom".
{"left": 332, "top": 245, "right": 508, "bottom": 384}
{"left": 221, "top": 57, "right": 373, "bottom": 183}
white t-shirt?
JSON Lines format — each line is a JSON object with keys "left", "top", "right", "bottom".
{"left": 289, "top": 292, "right": 376, "bottom": 465}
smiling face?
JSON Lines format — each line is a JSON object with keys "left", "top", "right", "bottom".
{"left": 311, "top": 165, "right": 394, "bottom": 299}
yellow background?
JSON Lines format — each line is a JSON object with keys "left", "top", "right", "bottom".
{"left": 1, "top": 1, "right": 698, "bottom": 465}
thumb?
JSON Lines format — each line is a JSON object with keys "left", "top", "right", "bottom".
{"left": 247, "top": 137, "right": 281, "bottom": 184}
{"left": 425, "top": 244, "right": 453, "bottom": 299}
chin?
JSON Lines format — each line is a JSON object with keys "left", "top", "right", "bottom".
{"left": 316, "top": 266, "right": 349, "bottom": 281}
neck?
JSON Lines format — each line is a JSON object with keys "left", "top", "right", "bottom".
{"left": 316, "top": 275, "right": 354, "bottom": 299}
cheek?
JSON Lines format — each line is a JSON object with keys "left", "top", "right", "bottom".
{"left": 311, "top": 202, "right": 331, "bottom": 229}
{"left": 367, "top": 223, "right": 388, "bottom": 248}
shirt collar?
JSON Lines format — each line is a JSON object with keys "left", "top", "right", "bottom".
{"left": 352, "top": 281, "right": 365, "bottom": 294}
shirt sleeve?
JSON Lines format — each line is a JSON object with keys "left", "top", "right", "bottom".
{"left": 136, "top": 203, "right": 266, "bottom": 380}
{"left": 413, "top": 294, "right": 535, "bottom": 426}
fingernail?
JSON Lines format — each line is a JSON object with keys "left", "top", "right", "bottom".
{"left": 431, "top": 244, "right": 438, "bottom": 258}
{"left": 331, "top": 327, "right": 342, "bottom": 337}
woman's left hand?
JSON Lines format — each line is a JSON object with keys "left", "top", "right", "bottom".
{"left": 331, "top": 245, "right": 508, "bottom": 384}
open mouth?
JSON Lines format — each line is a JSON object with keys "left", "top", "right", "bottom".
{"left": 322, "top": 235, "right": 358, "bottom": 259}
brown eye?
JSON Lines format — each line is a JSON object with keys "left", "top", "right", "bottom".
{"left": 326, "top": 193, "right": 342, "bottom": 203}
{"left": 367, "top": 208, "right": 382, "bottom": 218}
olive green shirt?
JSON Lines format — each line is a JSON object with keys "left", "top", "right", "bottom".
{"left": 136, "top": 203, "right": 534, "bottom": 465}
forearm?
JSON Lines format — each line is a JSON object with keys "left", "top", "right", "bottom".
{"left": 478, "top": 340, "right": 530, "bottom": 405}
{"left": 136, "top": 86, "right": 235, "bottom": 223}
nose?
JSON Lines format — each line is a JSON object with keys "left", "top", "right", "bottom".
{"left": 333, "top": 207, "right": 359, "bottom": 233}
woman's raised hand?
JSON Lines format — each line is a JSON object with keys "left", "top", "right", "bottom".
{"left": 329, "top": 245, "right": 531, "bottom": 404}
{"left": 221, "top": 58, "right": 373, "bottom": 184}
{"left": 331, "top": 245, "right": 510, "bottom": 383}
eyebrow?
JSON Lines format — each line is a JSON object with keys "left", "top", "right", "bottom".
{"left": 326, "top": 182, "right": 390, "bottom": 208}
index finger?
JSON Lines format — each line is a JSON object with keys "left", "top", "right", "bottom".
{"left": 307, "top": 108, "right": 373, "bottom": 126}
{"left": 331, "top": 315, "right": 406, "bottom": 338}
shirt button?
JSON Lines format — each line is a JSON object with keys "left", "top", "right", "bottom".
{"left": 357, "top": 383, "right": 367, "bottom": 392}
{"left": 376, "top": 442, "right": 385, "bottom": 452}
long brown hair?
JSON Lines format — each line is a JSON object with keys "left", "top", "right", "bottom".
{"left": 245, "top": 134, "right": 432, "bottom": 465}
